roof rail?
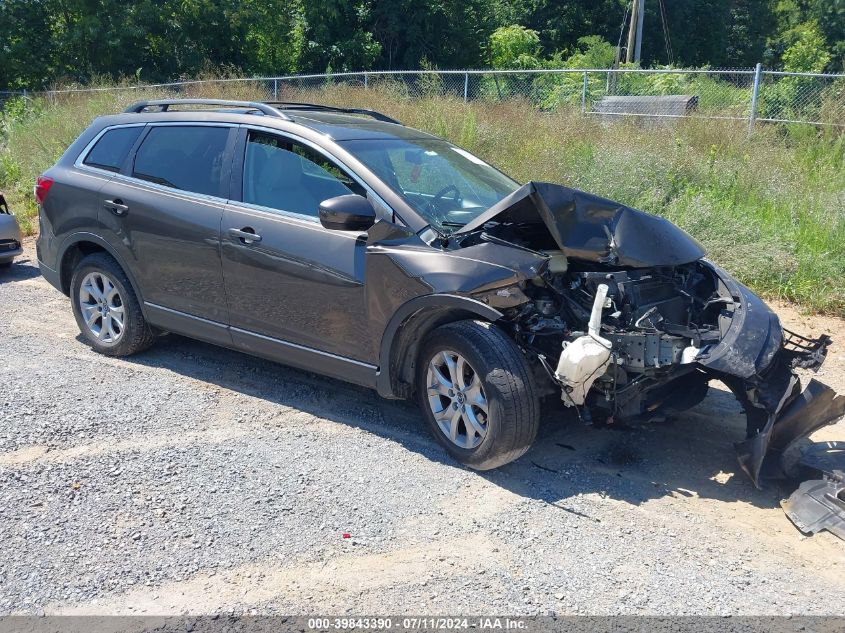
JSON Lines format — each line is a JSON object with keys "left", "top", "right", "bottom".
{"left": 124, "top": 99, "right": 293, "bottom": 121}
{"left": 264, "top": 101, "right": 401, "bottom": 125}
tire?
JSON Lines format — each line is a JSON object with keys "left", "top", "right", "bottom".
{"left": 70, "top": 252, "right": 156, "bottom": 357}
{"left": 416, "top": 319, "right": 540, "bottom": 470}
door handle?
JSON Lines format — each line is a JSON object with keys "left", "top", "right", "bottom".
{"left": 229, "top": 227, "right": 262, "bottom": 244}
{"left": 104, "top": 199, "right": 129, "bottom": 216}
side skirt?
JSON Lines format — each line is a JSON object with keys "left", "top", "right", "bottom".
{"left": 144, "top": 302, "right": 378, "bottom": 389}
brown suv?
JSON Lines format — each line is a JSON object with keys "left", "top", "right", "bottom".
{"left": 35, "top": 99, "right": 839, "bottom": 481}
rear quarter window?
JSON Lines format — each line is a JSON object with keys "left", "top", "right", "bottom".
{"left": 132, "top": 125, "right": 231, "bottom": 197}
{"left": 82, "top": 126, "right": 144, "bottom": 172}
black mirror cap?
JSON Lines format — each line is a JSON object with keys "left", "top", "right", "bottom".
{"left": 319, "top": 194, "right": 377, "bottom": 231}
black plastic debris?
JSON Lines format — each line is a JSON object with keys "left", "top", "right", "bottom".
{"left": 782, "top": 441, "right": 845, "bottom": 541}
{"left": 783, "top": 478, "right": 845, "bottom": 540}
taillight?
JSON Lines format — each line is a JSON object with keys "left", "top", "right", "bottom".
{"left": 35, "top": 176, "right": 54, "bottom": 205}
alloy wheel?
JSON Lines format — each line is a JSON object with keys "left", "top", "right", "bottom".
{"left": 426, "top": 350, "right": 489, "bottom": 449}
{"left": 78, "top": 271, "right": 125, "bottom": 344}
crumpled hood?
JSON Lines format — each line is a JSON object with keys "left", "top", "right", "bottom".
{"left": 456, "top": 181, "right": 706, "bottom": 268}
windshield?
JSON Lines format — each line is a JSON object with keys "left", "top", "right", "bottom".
{"left": 340, "top": 138, "right": 519, "bottom": 233}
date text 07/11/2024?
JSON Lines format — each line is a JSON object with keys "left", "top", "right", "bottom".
{"left": 307, "top": 618, "right": 527, "bottom": 630}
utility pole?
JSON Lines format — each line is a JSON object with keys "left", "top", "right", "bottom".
{"left": 625, "top": 0, "right": 645, "bottom": 64}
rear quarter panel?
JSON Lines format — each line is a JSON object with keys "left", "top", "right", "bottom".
{"left": 37, "top": 165, "right": 112, "bottom": 271}
{"left": 36, "top": 117, "right": 124, "bottom": 270}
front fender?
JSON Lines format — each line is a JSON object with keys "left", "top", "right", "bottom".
{"left": 376, "top": 294, "right": 503, "bottom": 399}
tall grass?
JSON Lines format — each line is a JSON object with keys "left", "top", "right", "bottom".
{"left": 1, "top": 82, "right": 843, "bottom": 316}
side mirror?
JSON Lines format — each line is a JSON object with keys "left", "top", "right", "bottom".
{"left": 319, "top": 194, "right": 376, "bottom": 231}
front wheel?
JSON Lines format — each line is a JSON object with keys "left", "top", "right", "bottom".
{"left": 417, "top": 320, "right": 540, "bottom": 470}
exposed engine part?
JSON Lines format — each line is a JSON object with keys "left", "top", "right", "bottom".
{"left": 555, "top": 283, "right": 612, "bottom": 406}
{"left": 534, "top": 297, "right": 557, "bottom": 316}
{"left": 510, "top": 260, "right": 720, "bottom": 419}
{"left": 604, "top": 331, "right": 690, "bottom": 369}
{"left": 500, "top": 240, "right": 839, "bottom": 499}
{"left": 565, "top": 267, "right": 709, "bottom": 334}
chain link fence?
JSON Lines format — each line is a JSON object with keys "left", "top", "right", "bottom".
{"left": 6, "top": 67, "right": 845, "bottom": 129}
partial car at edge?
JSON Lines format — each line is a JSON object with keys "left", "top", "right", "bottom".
{"left": 0, "top": 192, "right": 23, "bottom": 268}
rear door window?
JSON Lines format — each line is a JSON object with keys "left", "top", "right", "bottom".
{"left": 242, "top": 131, "right": 364, "bottom": 218}
{"left": 132, "top": 125, "right": 231, "bottom": 197}
{"left": 83, "top": 126, "right": 144, "bottom": 173}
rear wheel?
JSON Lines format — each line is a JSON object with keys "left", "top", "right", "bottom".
{"left": 70, "top": 252, "right": 156, "bottom": 357}
{"left": 417, "top": 320, "right": 540, "bottom": 470}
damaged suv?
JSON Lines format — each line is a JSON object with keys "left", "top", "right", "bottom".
{"left": 36, "top": 99, "right": 843, "bottom": 485}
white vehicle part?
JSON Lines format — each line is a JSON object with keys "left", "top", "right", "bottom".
{"left": 681, "top": 345, "right": 701, "bottom": 364}
{"left": 555, "top": 284, "right": 613, "bottom": 406}
{"left": 540, "top": 250, "right": 568, "bottom": 274}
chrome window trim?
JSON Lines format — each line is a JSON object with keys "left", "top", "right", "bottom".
{"left": 74, "top": 122, "right": 148, "bottom": 172}
{"left": 226, "top": 201, "right": 364, "bottom": 240}
{"left": 75, "top": 121, "right": 392, "bottom": 219}
{"left": 76, "top": 122, "right": 237, "bottom": 202}
{"left": 99, "top": 172, "right": 230, "bottom": 207}
{"left": 231, "top": 123, "right": 394, "bottom": 225}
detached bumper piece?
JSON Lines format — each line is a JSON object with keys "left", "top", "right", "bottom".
{"left": 782, "top": 328, "right": 831, "bottom": 371}
{"left": 733, "top": 330, "right": 842, "bottom": 489}
{"left": 782, "top": 441, "right": 845, "bottom": 541}
{"left": 737, "top": 378, "right": 845, "bottom": 487}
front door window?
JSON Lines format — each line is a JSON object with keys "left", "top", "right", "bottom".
{"left": 243, "top": 132, "right": 364, "bottom": 218}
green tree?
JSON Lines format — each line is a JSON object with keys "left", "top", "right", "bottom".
{"left": 726, "top": 0, "right": 777, "bottom": 67}
{"left": 0, "top": 0, "right": 55, "bottom": 88}
{"left": 300, "top": 0, "right": 381, "bottom": 72}
{"left": 808, "top": 0, "right": 845, "bottom": 70}
{"left": 782, "top": 21, "right": 831, "bottom": 72}
{"left": 493, "top": 0, "right": 627, "bottom": 61}
{"left": 641, "top": 0, "right": 732, "bottom": 67}
{"left": 369, "top": 0, "right": 497, "bottom": 69}
{"left": 557, "top": 35, "right": 616, "bottom": 69}
{"left": 488, "top": 25, "right": 541, "bottom": 68}
{"left": 765, "top": 0, "right": 839, "bottom": 71}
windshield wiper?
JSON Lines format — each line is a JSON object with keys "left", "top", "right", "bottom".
{"left": 439, "top": 221, "right": 466, "bottom": 228}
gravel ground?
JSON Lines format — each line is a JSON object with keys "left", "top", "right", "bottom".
{"left": 1, "top": 240, "right": 844, "bottom": 616}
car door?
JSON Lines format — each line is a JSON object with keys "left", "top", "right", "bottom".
{"left": 97, "top": 123, "right": 236, "bottom": 342}
{"left": 221, "top": 127, "right": 377, "bottom": 382}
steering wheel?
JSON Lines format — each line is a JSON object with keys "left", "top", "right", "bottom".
{"left": 427, "top": 184, "right": 462, "bottom": 214}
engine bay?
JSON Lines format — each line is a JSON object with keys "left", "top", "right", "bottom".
{"left": 501, "top": 251, "right": 732, "bottom": 422}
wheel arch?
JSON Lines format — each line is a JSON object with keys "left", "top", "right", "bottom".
{"left": 58, "top": 234, "right": 145, "bottom": 312}
{"left": 376, "top": 294, "right": 504, "bottom": 400}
